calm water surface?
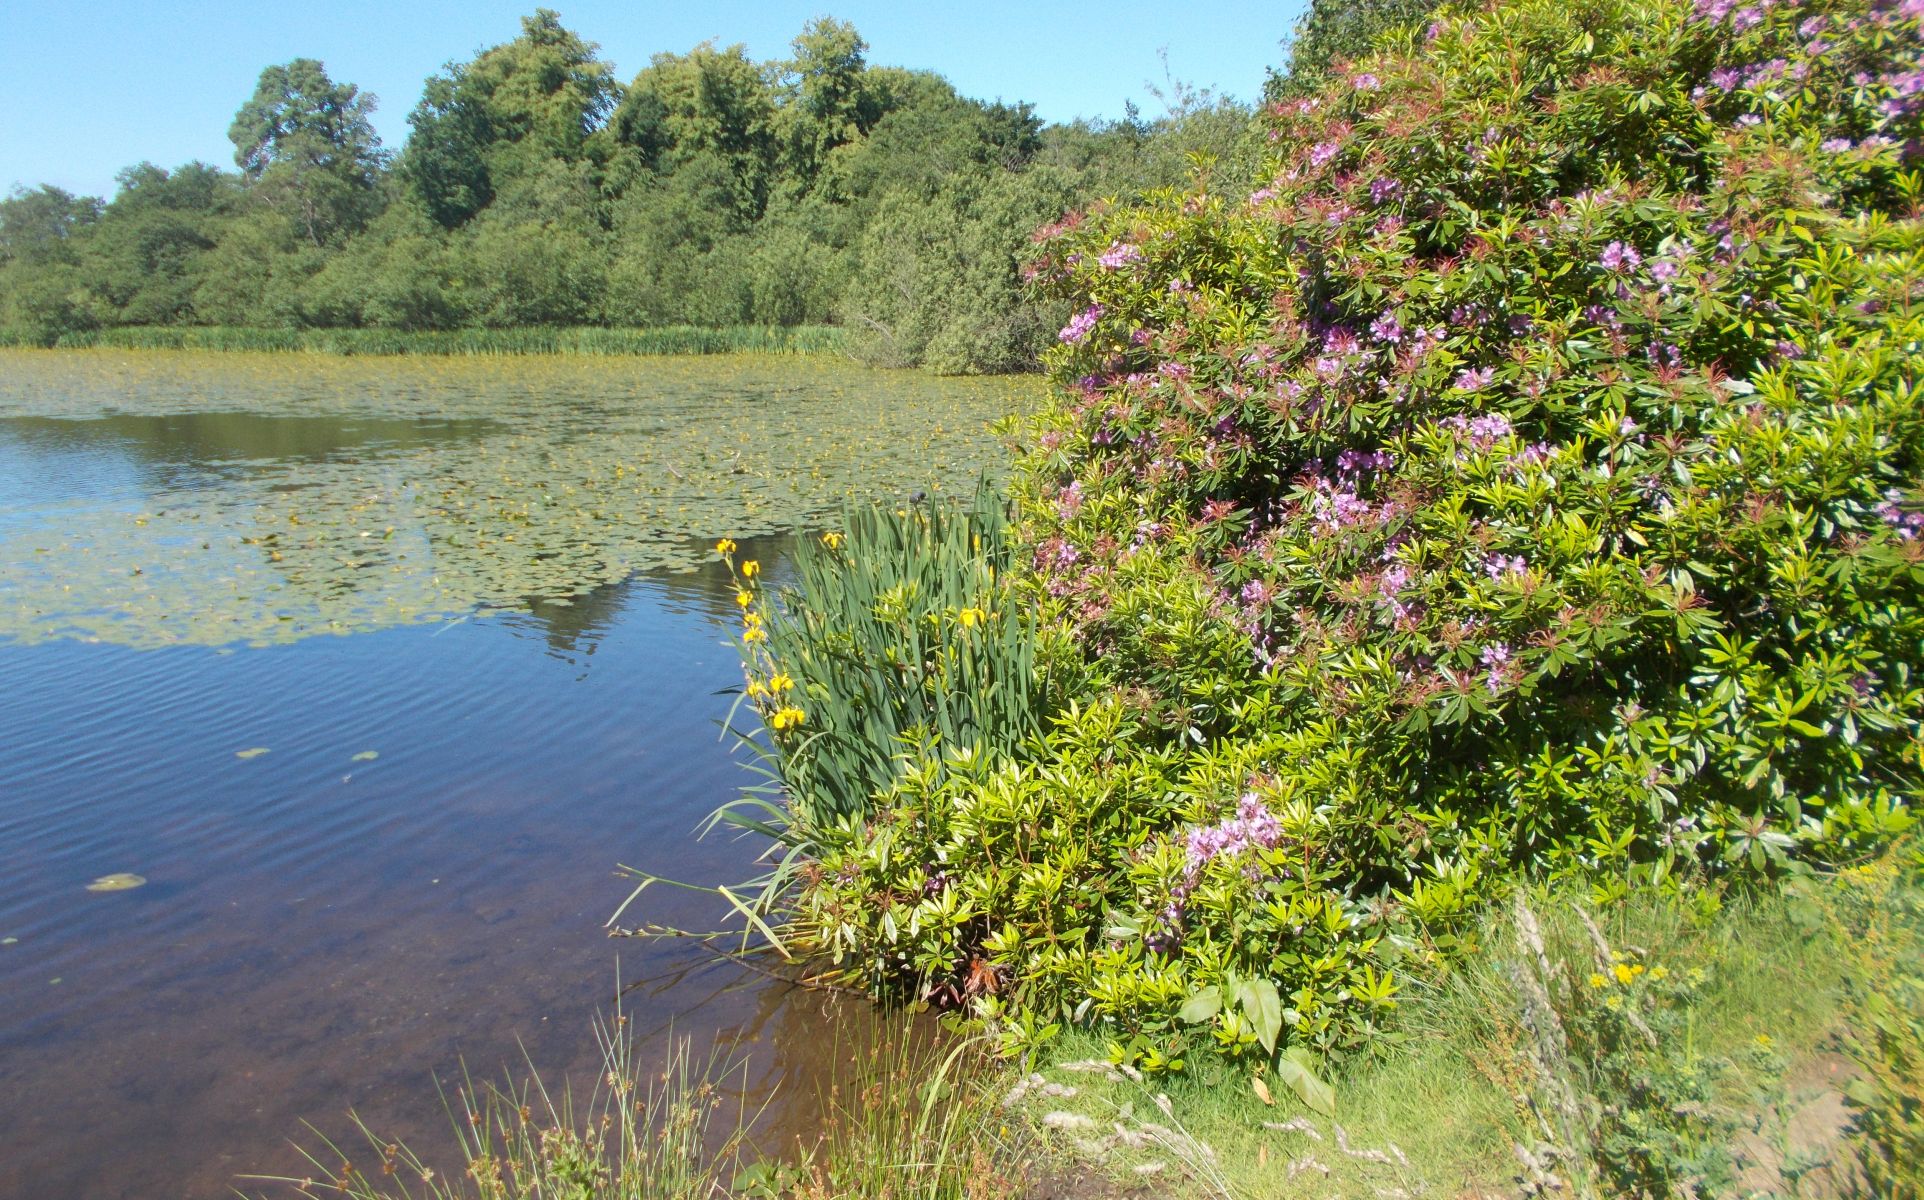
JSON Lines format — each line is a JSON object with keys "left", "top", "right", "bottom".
{"left": 0, "top": 351, "right": 1014, "bottom": 1198}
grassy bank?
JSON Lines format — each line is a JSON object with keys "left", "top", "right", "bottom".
{"left": 0, "top": 324, "right": 848, "bottom": 358}
{"left": 1009, "top": 869, "right": 1919, "bottom": 1199}
{"left": 249, "top": 861, "right": 1919, "bottom": 1199}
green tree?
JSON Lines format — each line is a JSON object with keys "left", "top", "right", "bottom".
{"left": 403, "top": 9, "right": 620, "bottom": 227}
{"left": 610, "top": 42, "right": 778, "bottom": 220}
{"left": 77, "top": 162, "right": 237, "bottom": 326}
{"left": 780, "top": 17, "right": 880, "bottom": 183}
{"left": 229, "top": 58, "right": 386, "bottom": 245}
{"left": 0, "top": 185, "right": 103, "bottom": 267}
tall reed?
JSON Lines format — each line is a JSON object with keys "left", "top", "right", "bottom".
{"left": 22, "top": 324, "right": 847, "bottom": 357}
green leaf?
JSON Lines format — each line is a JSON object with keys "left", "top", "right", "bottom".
{"left": 1277, "top": 1046, "right": 1336, "bottom": 1115}
{"left": 1236, "top": 977, "right": 1284, "bottom": 1055}
{"left": 1179, "top": 984, "right": 1223, "bottom": 1024}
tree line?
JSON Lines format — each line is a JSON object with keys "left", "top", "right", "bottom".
{"left": 0, "top": 11, "right": 1262, "bottom": 373}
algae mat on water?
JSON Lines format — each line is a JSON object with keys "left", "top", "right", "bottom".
{"left": 0, "top": 349, "right": 1033, "bottom": 648}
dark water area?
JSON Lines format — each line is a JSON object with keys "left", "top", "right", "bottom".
{"left": 0, "top": 353, "right": 1013, "bottom": 1198}
{"left": 0, "top": 550, "right": 835, "bottom": 1198}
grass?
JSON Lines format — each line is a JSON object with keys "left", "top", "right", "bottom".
{"left": 1, "top": 324, "right": 848, "bottom": 357}
{"left": 242, "top": 1009, "right": 760, "bottom": 1200}
{"left": 1007, "top": 879, "right": 1873, "bottom": 1200}
{"left": 243, "top": 1002, "right": 1027, "bottom": 1200}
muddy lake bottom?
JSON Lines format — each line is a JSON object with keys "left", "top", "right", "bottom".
{"left": 0, "top": 350, "right": 1016, "bottom": 1197}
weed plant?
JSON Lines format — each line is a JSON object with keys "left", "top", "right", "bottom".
{"left": 244, "top": 1011, "right": 756, "bottom": 1200}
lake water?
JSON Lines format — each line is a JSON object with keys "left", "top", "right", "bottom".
{"left": 0, "top": 349, "right": 1024, "bottom": 1198}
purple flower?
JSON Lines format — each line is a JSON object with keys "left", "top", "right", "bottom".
{"left": 1058, "top": 304, "right": 1104, "bottom": 344}
{"left": 1599, "top": 241, "right": 1643, "bottom": 273}
{"left": 1443, "top": 412, "right": 1514, "bottom": 447}
{"left": 1309, "top": 140, "right": 1342, "bottom": 168}
{"left": 1055, "top": 481, "right": 1085, "bottom": 519}
{"left": 1249, "top": 187, "right": 1278, "bottom": 206}
{"left": 1370, "top": 311, "right": 1405, "bottom": 343}
{"left": 1182, "top": 793, "right": 1286, "bottom": 886}
{"left": 1351, "top": 73, "right": 1381, "bottom": 91}
{"left": 1098, "top": 242, "right": 1144, "bottom": 270}
{"left": 1485, "top": 554, "right": 1528, "bottom": 580}
{"left": 1480, "top": 643, "right": 1515, "bottom": 691}
{"left": 1649, "top": 259, "right": 1679, "bottom": 283}
{"left": 1370, "top": 177, "right": 1402, "bottom": 206}
{"left": 1710, "top": 67, "right": 1741, "bottom": 92}
{"left": 1876, "top": 489, "right": 1923, "bottom": 541}
{"left": 1455, "top": 366, "right": 1496, "bottom": 392}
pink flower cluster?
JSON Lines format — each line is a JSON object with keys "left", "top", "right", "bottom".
{"left": 1441, "top": 412, "right": 1515, "bottom": 448}
{"left": 1183, "top": 793, "right": 1284, "bottom": 887}
{"left": 1876, "top": 489, "right": 1923, "bottom": 541}
{"left": 1058, "top": 304, "right": 1104, "bottom": 344}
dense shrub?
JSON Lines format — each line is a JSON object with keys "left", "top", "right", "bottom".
{"left": 772, "top": 0, "right": 1924, "bottom": 1071}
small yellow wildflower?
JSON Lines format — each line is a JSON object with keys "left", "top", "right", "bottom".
{"left": 821, "top": 531, "right": 844, "bottom": 549}
{"left": 768, "top": 706, "right": 807, "bottom": 731}
{"left": 742, "top": 627, "right": 767, "bottom": 643}
{"left": 736, "top": 589, "right": 753, "bottom": 608}
{"left": 1754, "top": 1033, "right": 1774, "bottom": 1050}
{"left": 715, "top": 538, "right": 737, "bottom": 555}
{"left": 745, "top": 680, "right": 768, "bottom": 698}
{"left": 1589, "top": 973, "right": 1608, "bottom": 989}
{"left": 958, "top": 606, "right": 987, "bottom": 629}
{"left": 740, "top": 560, "right": 760, "bottom": 579}
{"left": 743, "top": 610, "right": 763, "bottom": 627}
{"left": 1613, "top": 962, "right": 1636, "bottom": 985}
{"left": 1649, "top": 966, "right": 1669, "bottom": 981}
{"left": 769, "top": 673, "right": 794, "bottom": 692}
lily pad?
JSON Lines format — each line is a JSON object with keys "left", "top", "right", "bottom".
{"left": 0, "top": 349, "right": 1033, "bottom": 649}
{"left": 234, "top": 747, "right": 270, "bottom": 760}
{"left": 86, "top": 873, "right": 147, "bottom": 893}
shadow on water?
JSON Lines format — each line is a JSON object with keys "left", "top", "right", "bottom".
{"left": 0, "top": 411, "right": 499, "bottom": 506}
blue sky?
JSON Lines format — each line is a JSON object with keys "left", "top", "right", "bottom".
{"left": 0, "top": 2, "right": 1307, "bottom": 199}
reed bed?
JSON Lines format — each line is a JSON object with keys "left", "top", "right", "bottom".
{"left": 8, "top": 324, "right": 847, "bottom": 357}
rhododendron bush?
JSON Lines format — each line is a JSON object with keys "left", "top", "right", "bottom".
{"left": 783, "top": 0, "right": 1924, "bottom": 1068}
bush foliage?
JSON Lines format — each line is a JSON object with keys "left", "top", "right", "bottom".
{"left": 756, "top": 0, "right": 1924, "bottom": 1076}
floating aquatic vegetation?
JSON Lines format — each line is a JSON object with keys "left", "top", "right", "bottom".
{"left": 86, "top": 873, "right": 147, "bottom": 892}
{"left": 0, "top": 349, "right": 1032, "bottom": 648}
